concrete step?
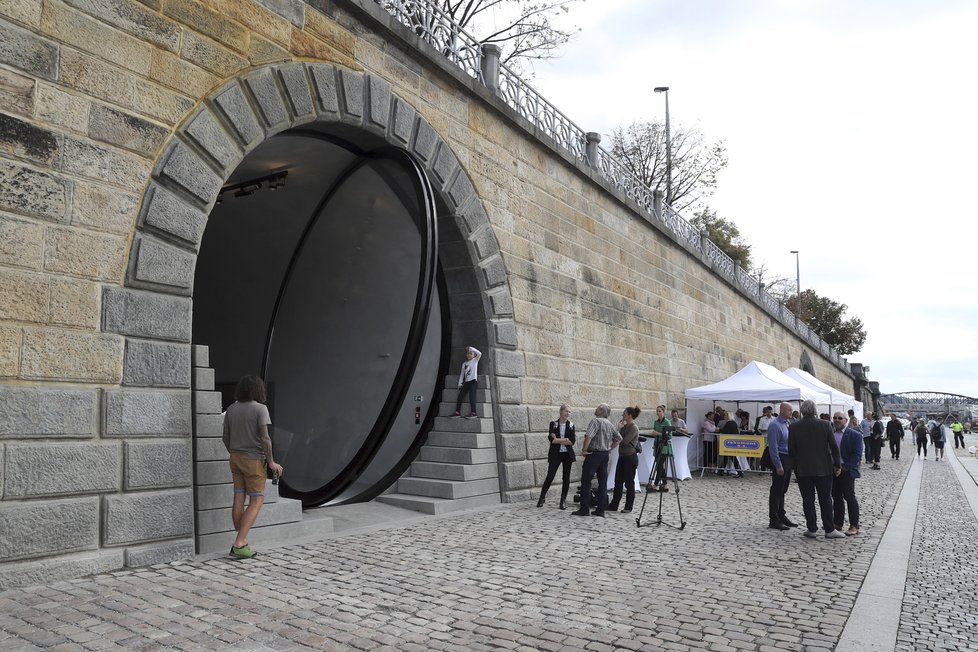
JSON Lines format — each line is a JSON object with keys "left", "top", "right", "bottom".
{"left": 419, "top": 445, "right": 497, "bottom": 465}
{"left": 376, "top": 492, "right": 500, "bottom": 516}
{"left": 196, "top": 497, "right": 303, "bottom": 536}
{"left": 438, "top": 402, "right": 492, "bottom": 418}
{"left": 443, "top": 374, "right": 490, "bottom": 389}
{"left": 432, "top": 415, "right": 494, "bottom": 433}
{"left": 424, "top": 431, "right": 496, "bottom": 449}
{"left": 397, "top": 476, "right": 499, "bottom": 499}
{"left": 196, "top": 512, "right": 335, "bottom": 554}
{"left": 441, "top": 388, "right": 490, "bottom": 403}
{"left": 195, "top": 479, "right": 281, "bottom": 510}
{"left": 410, "top": 461, "right": 498, "bottom": 481}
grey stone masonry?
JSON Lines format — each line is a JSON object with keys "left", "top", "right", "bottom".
{"left": 122, "top": 338, "right": 191, "bottom": 388}
{"left": 102, "top": 488, "right": 193, "bottom": 546}
{"left": 156, "top": 140, "right": 224, "bottom": 207}
{"left": 124, "top": 440, "right": 192, "bottom": 490}
{"left": 3, "top": 442, "right": 120, "bottom": 498}
{"left": 139, "top": 183, "right": 207, "bottom": 247}
{"left": 102, "top": 286, "right": 192, "bottom": 342}
{"left": 0, "top": 497, "right": 99, "bottom": 562}
{"left": 103, "top": 389, "right": 191, "bottom": 437}
{"left": 123, "top": 539, "right": 195, "bottom": 569}
{"left": 0, "top": 386, "right": 97, "bottom": 438}
{"left": 129, "top": 234, "right": 197, "bottom": 294}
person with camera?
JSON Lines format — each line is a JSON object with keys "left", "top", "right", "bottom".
{"left": 648, "top": 405, "right": 672, "bottom": 492}
{"left": 571, "top": 404, "right": 621, "bottom": 518}
{"left": 536, "top": 404, "right": 576, "bottom": 510}
{"left": 608, "top": 406, "right": 641, "bottom": 514}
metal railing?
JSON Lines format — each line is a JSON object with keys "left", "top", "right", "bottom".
{"left": 371, "top": 0, "right": 848, "bottom": 372}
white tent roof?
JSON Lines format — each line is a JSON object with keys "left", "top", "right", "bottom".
{"left": 783, "top": 367, "right": 857, "bottom": 409}
{"left": 685, "top": 361, "right": 830, "bottom": 403}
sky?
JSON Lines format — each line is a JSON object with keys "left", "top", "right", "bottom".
{"left": 514, "top": 0, "right": 978, "bottom": 398}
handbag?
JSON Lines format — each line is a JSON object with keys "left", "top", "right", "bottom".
{"left": 635, "top": 436, "right": 645, "bottom": 454}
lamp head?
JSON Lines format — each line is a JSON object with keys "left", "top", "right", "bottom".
{"left": 654, "top": 86, "right": 669, "bottom": 93}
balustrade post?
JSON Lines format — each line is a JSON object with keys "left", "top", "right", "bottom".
{"left": 585, "top": 132, "right": 601, "bottom": 169}
{"left": 653, "top": 190, "right": 664, "bottom": 221}
{"left": 734, "top": 262, "right": 742, "bottom": 288}
{"left": 699, "top": 229, "right": 709, "bottom": 253}
{"left": 480, "top": 44, "right": 501, "bottom": 92}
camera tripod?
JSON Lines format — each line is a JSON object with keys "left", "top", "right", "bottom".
{"left": 636, "top": 433, "right": 687, "bottom": 529}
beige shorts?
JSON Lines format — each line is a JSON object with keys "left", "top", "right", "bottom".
{"left": 229, "top": 452, "right": 266, "bottom": 496}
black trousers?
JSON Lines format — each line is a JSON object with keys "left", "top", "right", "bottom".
{"left": 954, "top": 431, "right": 965, "bottom": 448}
{"left": 888, "top": 435, "right": 901, "bottom": 458}
{"left": 455, "top": 379, "right": 477, "bottom": 414}
{"left": 702, "top": 439, "right": 718, "bottom": 469}
{"left": 832, "top": 467, "right": 859, "bottom": 529}
{"left": 768, "top": 454, "right": 792, "bottom": 523}
{"left": 539, "top": 455, "right": 573, "bottom": 502}
{"left": 916, "top": 437, "right": 928, "bottom": 457}
{"left": 609, "top": 452, "right": 638, "bottom": 510}
{"left": 863, "top": 437, "right": 873, "bottom": 462}
{"left": 870, "top": 438, "right": 882, "bottom": 464}
{"left": 578, "top": 450, "right": 609, "bottom": 513}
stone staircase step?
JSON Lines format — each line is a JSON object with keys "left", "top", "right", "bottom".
{"left": 397, "top": 476, "right": 499, "bottom": 499}
{"left": 424, "top": 432, "right": 496, "bottom": 449}
{"left": 442, "top": 374, "right": 490, "bottom": 389}
{"left": 410, "top": 461, "right": 498, "bottom": 481}
{"left": 432, "top": 415, "right": 494, "bottom": 433}
{"left": 196, "top": 513, "right": 335, "bottom": 554}
{"left": 195, "top": 479, "right": 281, "bottom": 510}
{"left": 376, "top": 492, "right": 500, "bottom": 516}
{"left": 419, "top": 445, "right": 497, "bottom": 465}
{"left": 196, "top": 497, "right": 303, "bottom": 536}
{"left": 438, "top": 402, "right": 492, "bottom": 418}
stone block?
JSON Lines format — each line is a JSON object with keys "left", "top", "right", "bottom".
{"left": 103, "top": 488, "right": 193, "bottom": 545}
{"left": 447, "top": 171, "right": 475, "bottom": 209}
{"left": 140, "top": 183, "right": 207, "bottom": 246}
{"left": 244, "top": 67, "right": 289, "bottom": 129}
{"left": 40, "top": 0, "right": 151, "bottom": 75}
{"left": 365, "top": 74, "right": 391, "bottom": 133}
{"left": 0, "top": 67, "right": 35, "bottom": 117}
{"left": 124, "top": 539, "right": 194, "bottom": 568}
{"left": 62, "top": 0, "right": 181, "bottom": 52}
{"left": 195, "top": 412, "right": 223, "bottom": 437}
{"left": 0, "top": 324, "right": 19, "bottom": 376}
{"left": 194, "top": 482, "right": 233, "bottom": 509}
{"left": 35, "top": 82, "right": 89, "bottom": 134}
{"left": 277, "top": 63, "right": 314, "bottom": 120}
{"left": 495, "top": 376, "right": 522, "bottom": 404}
{"left": 49, "top": 277, "right": 99, "bottom": 328}
{"left": 88, "top": 103, "right": 169, "bottom": 157}
{"left": 129, "top": 77, "right": 195, "bottom": 126}
{"left": 248, "top": 32, "right": 289, "bottom": 66}
{"left": 479, "top": 254, "right": 508, "bottom": 288}
{"left": 191, "top": 344, "right": 209, "bottom": 367}
{"left": 0, "top": 386, "right": 97, "bottom": 438}
{"left": 194, "top": 390, "right": 223, "bottom": 414}
{"left": 493, "top": 348, "right": 526, "bottom": 378}
{"left": 181, "top": 30, "right": 248, "bottom": 77}
{"left": 390, "top": 97, "right": 416, "bottom": 146}
{"left": 193, "top": 366, "right": 215, "bottom": 390}
{"left": 0, "top": 268, "right": 47, "bottom": 322}
{"left": 194, "top": 436, "right": 227, "bottom": 461}
{"left": 500, "top": 461, "right": 534, "bottom": 491}
{"left": 498, "top": 404, "right": 529, "bottom": 433}
{"left": 0, "top": 112, "right": 61, "bottom": 166}
{"left": 488, "top": 288, "right": 514, "bottom": 318}
{"left": 470, "top": 224, "right": 499, "bottom": 260}
{"left": 309, "top": 63, "right": 339, "bottom": 117}
{"left": 338, "top": 68, "right": 363, "bottom": 122}
{"left": 61, "top": 135, "right": 151, "bottom": 191}
{"left": 0, "top": 158, "right": 71, "bottom": 223}
{"left": 102, "top": 286, "right": 192, "bottom": 341}
{"left": 43, "top": 225, "right": 127, "bottom": 281}
{"left": 149, "top": 48, "right": 217, "bottom": 98}
{"left": 124, "top": 439, "right": 192, "bottom": 489}
{"left": 183, "top": 106, "right": 241, "bottom": 172}
{"left": 162, "top": 0, "right": 248, "bottom": 51}
{"left": 123, "top": 338, "right": 191, "bottom": 388}
{"left": 499, "top": 432, "right": 527, "bottom": 462}
{"left": 3, "top": 442, "right": 120, "bottom": 497}
{"left": 0, "top": 497, "right": 99, "bottom": 561}
{"left": 492, "top": 319, "right": 518, "bottom": 348}
{"left": 60, "top": 48, "right": 136, "bottom": 110}
{"left": 21, "top": 327, "right": 124, "bottom": 382}
{"left": 456, "top": 196, "right": 489, "bottom": 235}
{"left": 196, "top": 459, "right": 231, "bottom": 484}
{"left": 0, "top": 18, "right": 59, "bottom": 81}
{"left": 431, "top": 143, "right": 459, "bottom": 186}
{"left": 155, "top": 140, "right": 223, "bottom": 206}
{"left": 103, "top": 389, "right": 191, "bottom": 437}
{"left": 525, "top": 433, "right": 550, "bottom": 461}
{"left": 213, "top": 81, "right": 263, "bottom": 147}
{"left": 412, "top": 118, "right": 439, "bottom": 164}
{"left": 130, "top": 234, "right": 195, "bottom": 292}
{"left": 256, "top": 0, "right": 304, "bottom": 27}
{"left": 71, "top": 182, "right": 138, "bottom": 235}
{"left": 0, "top": 549, "right": 124, "bottom": 591}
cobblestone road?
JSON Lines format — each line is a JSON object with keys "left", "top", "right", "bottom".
{"left": 1, "top": 438, "right": 974, "bottom": 651}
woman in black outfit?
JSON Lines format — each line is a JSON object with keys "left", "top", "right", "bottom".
{"left": 609, "top": 406, "right": 641, "bottom": 513}
{"left": 718, "top": 409, "right": 744, "bottom": 477}
{"left": 537, "top": 404, "right": 576, "bottom": 509}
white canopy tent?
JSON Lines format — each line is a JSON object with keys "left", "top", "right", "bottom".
{"left": 783, "top": 367, "right": 862, "bottom": 418}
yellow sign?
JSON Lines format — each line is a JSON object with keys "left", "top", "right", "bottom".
{"left": 718, "top": 434, "right": 766, "bottom": 458}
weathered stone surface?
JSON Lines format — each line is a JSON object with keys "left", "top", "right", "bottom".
{"left": 498, "top": 404, "right": 529, "bottom": 434}
{"left": 498, "top": 432, "right": 527, "bottom": 462}
{"left": 103, "top": 285, "right": 192, "bottom": 342}
{"left": 162, "top": 0, "right": 248, "bottom": 52}
{"left": 495, "top": 376, "right": 522, "bottom": 404}
{"left": 0, "top": 386, "right": 97, "bottom": 438}
{"left": 500, "top": 461, "right": 534, "bottom": 491}
{"left": 88, "top": 103, "right": 169, "bottom": 157}
{"left": 213, "top": 81, "right": 263, "bottom": 146}
{"left": 149, "top": 48, "right": 218, "bottom": 98}
{"left": 59, "top": 47, "right": 135, "bottom": 107}
{"left": 103, "top": 389, "right": 191, "bottom": 436}
{"left": 493, "top": 348, "right": 526, "bottom": 378}
{"left": 200, "top": 0, "right": 292, "bottom": 46}
{"left": 412, "top": 118, "right": 439, "bottom": 165}
{"left": 155, "top": 140, "right": 223, "bottom": 206}
{"left": 0, "top": 112, "right": 60, "bottom": 166}
{"left": 123, "top": 338, "right": 191, "bottom": 387}
{"left": 487, "top": 288, "right": 514, "bottom": 318}
{"left": 0, "top": 268, "right": 48, "bottom": 322}
{"left": 194, "top": 390, "right": 222, "bottom": 415}
{"left": 43, "top": 225, "right": 127, "bottom": 281}
{"left": 130, "top": 76, "right": 195, "bottom": 125}
{"left": 248, "top": 32, "right": 290, "bottom": 66}
{"left": 0, "top": 18, "right": 59, "bottom": 81}
{"left": 309, "top": 63, "right": 339, "bottom": 117}
{"left": 62, "top": 0, "right": 182, "bottom": 52}
{"left": 0, "top": 0, "right": 42, "bottom": 27}
{"left": 140, "top": 183, "right": 208, "bottom": 246}
{"left": 181, "top": 30, "right": 248, "bottom": 77}
{"left": 61, "top": 136, "right": 151, "bottom": 191}
{"left": 492, "top": 319, "right": 518, "bottom": 348}
{"left": 431, "top": 143, "right": 460, "bottom": 186}
{"left": 0, "top": 324, "right": 19, "bottom": 376}
{"left": 390, "top": 97, "right": 416, "bottom": 146}
{"left": 195, "top": 412, "right": 223, "bottom": 437}
{"left": 0, "top": 212, "right": 42, "bottom": 270}
{"left": 124, "top": 439, "right": 192, "bottom": 489}
{"left": 0, "top": 549, "right": 124, "bottom": 591}
{"left": 244, "top": 67, "right": 288, "bottom": 129}
{"left": 3, "top": 442, "right": 120, "bottom": 497}
{"left": 40, "top": 0, "right": 152, "bottom": 75}
{"left": 256, "top": 0, "right": 304, "bottom": 27}
{"left": 365, "top": 74, "right": 391, "bottom": 133}
{"left": 195, "top": 460, "right": 231, "bottom": 484}
{"left": 49, "top": 277, "right": 99, "bottom": 328}
{"left": 479, "top": 254, "right": 508, "bottom": 288}
{"left": 194, "top": 436, "right": 226, "bottom": 461}
{"left": 103, "top": 488, "right": 193, "bottom": 545}
{"left": 304, "top": 5, "right": 355, "bottom": 55}
{"left": 183, "top": 106, "right": 241, "bottom": 172}
{"left": 34, "top": 82, "right": 89, "bottom": 134}
{"left": 0, "top": 498, "right": 99, "bottom": 561}
{"left": 0, "top": 67, "right": 35, "bottom": 116}
{"left": 277, "top": 63, "right": 314, "bottom": 120}
{"left": 21, "top": 327, "right": 124, "bottom": 382}
{"left": 191, "top": 344, "right": 209, "bottom": 367}
{"left": 338, "top": 68, "right": 364, "bottom": 122}
{"left": 130, "top": 234, "right": 195, "bottom": 291}
{"left": 124, "top": 539, "right": 194, "bottom": 568}
{"left": 0, "top": 158, "right": 71, "bottom": 222}
{"left": 193, "top": 366, "right": 214, "bottom": 390}
{"left": 70, "top": 182, "right": 138, "bottom": 235}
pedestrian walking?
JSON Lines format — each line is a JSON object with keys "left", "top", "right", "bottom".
{"left": 859, "top": 413, "right": 874, "bottom": 463}
{"left": 608, "top": 406, "right": 641, "bottom": 514}
{"left": 788, "top": 400, "right": 843, "bottom": 540}
{"left": 915, "top": 420, "right": 929, "bottom": 459}
{"left": 536, "top": 404, "right": 576, "bottom": 510}
{"left": 886, "top": 413, "right": 904, "bottom": 460}
{"left": 869, "top": 413, "right": 884, "bottom": 469}
{"left": 950, "top": 419, "right": 964, "bottom": 448}
{"left": 451, "top": 346, "right": 481, "bottom": 418}
{"left": 831, "top": 412, "right": 863, "bottom": 536}
{"left": 931, "top": 419, "right": 946, "bottom": 461}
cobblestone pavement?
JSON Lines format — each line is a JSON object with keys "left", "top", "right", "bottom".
{"left": 896, "top": 435, "right": 978, "bottom": 652}
{"left": 0, "top": 440, "right": 971, "bottom": 652}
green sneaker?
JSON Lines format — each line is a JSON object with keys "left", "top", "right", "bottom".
{"left": 230, "top": 544, "right": 257, "bottom": 559}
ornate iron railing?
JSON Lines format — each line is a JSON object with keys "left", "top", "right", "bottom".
{"left": 371, "top": 0, "right": 848, "bottom": 373}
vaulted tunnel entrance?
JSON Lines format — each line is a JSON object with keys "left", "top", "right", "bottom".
{"left": 193, "top": 127, "right": 450, "bottom": 507}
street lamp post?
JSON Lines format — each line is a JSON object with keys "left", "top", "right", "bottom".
{"left": 789, "top": 250, "right": 800, "bottom": 315}
{"left": 654, "top": 86, "right": 671, "bottom": 204}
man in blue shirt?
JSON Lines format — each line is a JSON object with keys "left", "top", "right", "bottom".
{"left": 767, "top": 402, "right": 797, "bottom": 530}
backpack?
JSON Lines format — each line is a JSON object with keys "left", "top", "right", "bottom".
{"left": 931, "top": 423, "right": 943, "bottom": 439}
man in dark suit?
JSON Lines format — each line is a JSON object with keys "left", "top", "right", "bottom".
{"left": 788, "top": 400, "right": 843, "bottom": 539}
{"left": 831, "top": 411, "right": 863, "bottom": 536}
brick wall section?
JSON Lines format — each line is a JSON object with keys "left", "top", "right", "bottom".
{"left": 0, "top": 0, "right": 855, "bottom": 585}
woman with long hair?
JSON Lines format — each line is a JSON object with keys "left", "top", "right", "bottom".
{"left": 609, "top": 406, "right": 641, "bottom": 513}
{"left": 536, "top": 404, "right": 576, "bottom": 509}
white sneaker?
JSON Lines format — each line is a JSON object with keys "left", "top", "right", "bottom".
{"left": 803, "top": 530, "right": 818, "bottom": 538}
{"left": 825, "top": 529, "right": 846, "bottom": 539}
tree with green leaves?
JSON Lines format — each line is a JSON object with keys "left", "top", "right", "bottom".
{"left": 785, "top": 289, "right": 867, "bottom": 355}
{"left": 689, "top": 208, "right": 752, "bottom": 270}
{"left": 608, "top": 120, "right": 727, "bottom": 212}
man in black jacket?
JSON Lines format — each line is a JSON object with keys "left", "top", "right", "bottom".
{"left": 788, "top": 400, "right": 843, "bottom": 539}
{"left": 885, "top": 414, "right": 904, "bottom": 460}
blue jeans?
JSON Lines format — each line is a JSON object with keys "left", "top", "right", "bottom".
{"left": 578, "top": 450, "right": 610, "bottom": 513}
{"left": 797, "top": 475, "right": 834, "bottom": 533}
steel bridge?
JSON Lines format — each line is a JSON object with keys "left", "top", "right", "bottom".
{"left": 880, "top": 391, "right": 978, "bottom": 421}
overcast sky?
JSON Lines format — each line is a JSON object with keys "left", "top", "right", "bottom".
{"left": 522, "top": 0, "right": 978, "bottom": 399}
